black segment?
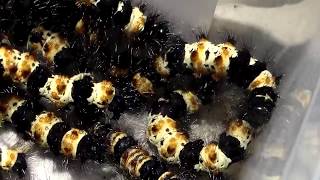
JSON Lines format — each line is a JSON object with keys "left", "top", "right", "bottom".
{"left": 169, "top": 92, "right": 187, "bottom": 116}
{"left": 218, "top": 133, "right": 245, "bottom": 163}
{"left": 47, "top": 122, "right": 70, "bottom": 155}
{"left": 243, "top": 87, "right": 278, "bottom": 128}
{"left": 166, "top": 73, "right": 197, "bottom": 92}
{"left": 29, "top": 30, "right": 43, "bottom": 43}
{"left": 131, "top": 13, "right": 170, "bottom": 59}
{"left": 249, "top": 87, "right": 277, "bottom": 104}
{"left": 228, "top": 50, "right": 267, "bottom": 88}
{"left": 74, "top": 104, "right": 104, "bottom": 129}
{"left": 195, "top": 75, "right": 217, "bottom": 105}
{"left": 11, "top": 101, "right": 39, "bottom": 134}
{"left": 151, "top": 92, "right": 186, "bottom": 120}
{"left": 113, "top": 136, "right": 137, "bottom": 162}
{"left": 166, "top": 37, "right": 187, "bottom": 75}
{"left": 139, "top": 159, "right": 167, "bottom": 180}
{"left": 108, "top": 94, "right": 127, "bottom": 120}
{"left": 243, "top": 105, "right": 272, "bottom": 128}
{"left": 88, "top": 123, "right": 112, "bottom": 143}
{"left": 179, "top": 139, "right": 204, "bottom": 169}
{"left": 76, "top": 135, "right": 106, "bottom": 162}
{"left": 112, "top": 0, "right": 132, "bottom": 27}
{"left": 151, "top": 99, "right": 173, "bottom": 118}
{"left": 11, "top": 153, "right": 28, "bottom": 178}
{"left": 0, "top": 58, "right": 4, "bottom": 76}
{"left": 71, "top": 75, "right": 94, "bottom": 105}
{"left": 54, "top": 48, "right": 78, "bottom": 75}
{"left": 27, "top": 65, "right": 50, "bottom": 95}
{"left": 110, "top": 79, "right": 144, "bottom": 113}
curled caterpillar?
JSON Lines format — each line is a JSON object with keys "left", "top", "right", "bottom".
{"left": 145, "top": 38, "right": 278, "bottom": 174}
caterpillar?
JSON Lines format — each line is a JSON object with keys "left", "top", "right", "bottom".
{"left": 0, "top": 45, "right": 119, "bottom": 126}
{"left": 0, "top": 83, "right": 177, "bottom": 179}
{"left": 144, "top": 38, "right": 278, "bottom": 175}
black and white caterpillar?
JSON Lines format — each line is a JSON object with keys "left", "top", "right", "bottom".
{"left": 0, "top": 84, "right": 177, "bottom": 179}
{"left": 144, "top": 38, "right": 278, "bottom": 175}
{"left": 0, "top": 45, "right": 119, "bottom": 124}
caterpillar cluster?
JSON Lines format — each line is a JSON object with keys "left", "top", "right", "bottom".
{"left": 0, "top": 0, "right": 280, "bottom": 179}
{"left": 0, "top": 83, "right": 177, "bottom": 179}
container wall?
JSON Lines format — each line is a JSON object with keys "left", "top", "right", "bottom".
{"left": 139, "top": 0, "right": 218, "bottom": 41}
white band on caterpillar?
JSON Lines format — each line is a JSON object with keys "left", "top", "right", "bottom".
{"left": 1, "top": 148, "right": 18, "bottom": 170}
{"left": 125, "top": 7, "right": 147, "bottom": 34}
{"left": 195, "top": 143, "right": 231, "bottom": 173}
{"left": 174, "top": 90, "right": 201, "bottom": 113}
{"left": 120, "top": 148, "right": 152, "bottom": 177}
{"left": 61, "top": 129, "right": 87, "bottom": 159}
{"left": 157, "top": 131, "right": 188, "bottom": 163}
{"left": 147, "top": 113, "right": 188, "bottom": 164}
{"left": 109, "top": 132, "right": 128, "bottom": 154}
{"left": 87, "top": 80, "right": 115, "bottom": 108}
{"left": 226, "top": 119, "right": 253, "bottom": 149}
{"left": 147, "top": 114, "right": 178, "bottom": 144}
{"left": 0, "top": 47, "right": 39, "bottom": 85}
{"left": 39, "top": 75, "right": 71, "bottom": 106}
{"left": 31, "top": 112, "right": 63, "bottom": 147}
{"left": 184, "top": 39, "right": 238, "bottom": 79}
{"left": 248, "top": 70, "right": 276, "bottom": 91}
